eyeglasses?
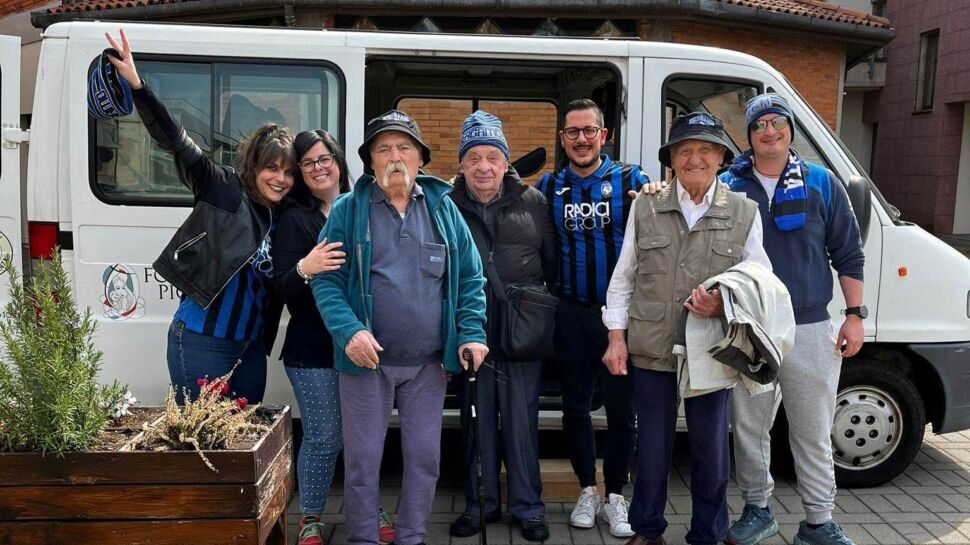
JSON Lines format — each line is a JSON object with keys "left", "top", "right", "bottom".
{"left": 561, "top": 126, "right": 603, "bottom": 140}
{"left": 750, "top": 117, "right": 790, "bottom": 134}
{"left": 299, "top": 154, "right": 335, "bottom": 172}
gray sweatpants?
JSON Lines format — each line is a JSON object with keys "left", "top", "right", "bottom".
{"left": 731, "top": 320, "right": 841, "bottom": 525}
{"left": 340, "top": 364, "right": 448, "bottom": 545}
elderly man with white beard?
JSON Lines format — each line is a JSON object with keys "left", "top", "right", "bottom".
{"left": 311, "top": 110, "right": 488, "bottom": 545}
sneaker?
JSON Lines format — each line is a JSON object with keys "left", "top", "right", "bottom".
{"left": 297, "top": 515, "right": 326, "bottom": 545}
{"left": 569, "top": 486, "right": 602, "bottom": 529}
{"left": 449, "top": 511, "right": 502, "bottom": 537}
{"left": 793, "top": 520, "right": 855, "bottom": 545}
{"left": 519, "top": 515, "right": 551, "bottom": 542}
{"left": 378, "top": 508, "right": 396, "bottom": 545}
{"left": 726, "top": 505, "right": 779, "bottom": 545}
{"left": 600, "top": 493, "right": 634, "bottom": 537}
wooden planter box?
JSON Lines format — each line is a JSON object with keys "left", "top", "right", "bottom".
{"left": 0, "top": 406, "right": 294, "bottom": 545}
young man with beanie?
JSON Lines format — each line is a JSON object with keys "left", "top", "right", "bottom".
{"left": 603, "top": 112, "right": 771, "bottom": 545}
{"left": 720, "top": 93, "right": 865, "bottom": 545}
{"left": 448, "top": 110, "right": 558, "bottom": 542}
{"left": 536, "top": 98, "right": 645, "bottom": 538}
{"left": 311, "top": 109, "right": 488, "bottom": 545}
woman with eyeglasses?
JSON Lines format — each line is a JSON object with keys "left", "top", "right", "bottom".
{"left": 105, "top": 30, "right": 295, "bottom": 404}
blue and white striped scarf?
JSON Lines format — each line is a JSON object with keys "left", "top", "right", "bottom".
{"left": 730, "top": 149, "right": 807, "bottom": 231}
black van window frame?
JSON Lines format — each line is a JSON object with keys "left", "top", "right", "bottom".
{"left": 88, "top": 53, "right": 346, "bottom": 208}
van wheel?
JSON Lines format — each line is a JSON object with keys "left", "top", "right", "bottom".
{"left": 832, "top": 360, "right": 925, "bottom": 488}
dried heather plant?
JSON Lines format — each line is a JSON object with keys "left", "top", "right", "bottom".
{"left": 137, "top": 365, "right": 268, "bottom": 472}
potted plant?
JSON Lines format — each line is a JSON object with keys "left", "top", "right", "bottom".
{"left": 0, "top": 255, "right": 293, "bottom": 545}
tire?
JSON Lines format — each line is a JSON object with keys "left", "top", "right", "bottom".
{"left": 832, "top": 360, "right": 925, "bottom": 488}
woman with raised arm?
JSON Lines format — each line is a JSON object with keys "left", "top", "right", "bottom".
{"left": 105, "top": 29, "right": 295, "bottom": 403}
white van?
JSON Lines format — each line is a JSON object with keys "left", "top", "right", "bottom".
{"left": 2, "top": 21, "right": 969, "bottom": 487}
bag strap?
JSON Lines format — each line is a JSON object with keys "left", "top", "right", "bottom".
{"left": 467, "top": 215, "right": 508, "bottom": 303}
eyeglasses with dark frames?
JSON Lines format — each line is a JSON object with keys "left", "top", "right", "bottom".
{"left": 750, "top": 117, "right": 790, "bottom": 134}
{"left": 299, "top": 154, "right": 336, "bottom": 172}
{"left": 561, "top": 126, "right": 603, "bottom": 140}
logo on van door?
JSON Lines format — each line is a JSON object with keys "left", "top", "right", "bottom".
{"left": 101, "top": 264, "right": 146, "bottom": 320}
{"left": 0, "top": 231, "right": 11, "bottom": 271}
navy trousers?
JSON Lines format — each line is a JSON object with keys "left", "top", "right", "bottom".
{"left": 459, "top": 360, "right": 545, "bottom": 521}
{"left": 629, "top": 367, "right": 731, "bottom": 545}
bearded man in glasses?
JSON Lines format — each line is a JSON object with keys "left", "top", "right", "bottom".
{"left": 535, "top": 98, "right": 651, "bottom": 538}
{"left": 720, "top": 93, "right": 865, "bottom": 545}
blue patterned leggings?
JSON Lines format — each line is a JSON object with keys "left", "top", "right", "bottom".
{"left": 285, "top": 366, "right": 343, "bottom": 516}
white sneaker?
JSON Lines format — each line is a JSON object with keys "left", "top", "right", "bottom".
{"left": 600, "top": 493, "right": 634, "bottom": 537}
{"left": 569, "top": 486, "right": 601, "bottom": 529}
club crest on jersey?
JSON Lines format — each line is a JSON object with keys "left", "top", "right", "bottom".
{"left": 601, "top": 182, "right": 613, "bottom": 198}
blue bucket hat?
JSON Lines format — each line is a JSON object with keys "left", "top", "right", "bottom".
{"left": 458, "top": 110, "right": 510, "bottom": 161}
{"left": 658, "top": 112, "right": 735, "bottom": 169}
{"left": 87, "top": 48, "right": 133, "bottom": 119}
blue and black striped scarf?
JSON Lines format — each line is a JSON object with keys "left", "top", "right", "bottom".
{"left": 730, "top": 149, "right": 807, "bottom": 231}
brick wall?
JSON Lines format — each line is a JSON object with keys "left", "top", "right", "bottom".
{"left": 662, "top": 21, "right": 845, "bottom": 129}
{"left": 0, "top": 0, "right": 48, "bottom": 19}
{"left": 870, "top": 0, "right": 970, "bottom": 233}
{"left": 398, "top": 98, "right": 558, "bottom": 185}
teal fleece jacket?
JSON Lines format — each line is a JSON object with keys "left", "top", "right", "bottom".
{"left": 310, "top": 174, "right": 487, "bottom": 375}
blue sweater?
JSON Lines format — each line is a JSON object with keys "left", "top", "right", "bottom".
{"left": 310, "top": 174, "right": 487, "bottom": 375}
{"left": 720, "top": 153, "right": 865, "bottom": 324}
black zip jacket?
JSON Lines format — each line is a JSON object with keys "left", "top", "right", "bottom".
{"left": 132, "top": 82, "right": 280, "bottom": 349}
{"left": 451, "top": 167, "right": 559, "bottom": 362}
{"left": 269, "top": 203, "right": 335, "bottom": 368}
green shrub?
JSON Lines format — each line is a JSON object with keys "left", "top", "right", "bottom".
{"left": 0, "top": 253, "right": 127, "bottom": 455}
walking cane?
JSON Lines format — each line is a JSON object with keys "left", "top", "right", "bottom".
{"left": 462, "top": 348, "right": 488, "bottom": 545}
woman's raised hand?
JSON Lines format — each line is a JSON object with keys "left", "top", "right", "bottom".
{"left": 104, "top": 29, "right": 143, "bottom": 90}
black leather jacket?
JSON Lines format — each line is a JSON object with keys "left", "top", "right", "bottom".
{"left": 133, "top": 82, "right": 274, "bottom": 311}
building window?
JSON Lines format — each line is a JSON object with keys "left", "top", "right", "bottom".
{"left": 915, "top": 29, "right": 940, "bottom": 113}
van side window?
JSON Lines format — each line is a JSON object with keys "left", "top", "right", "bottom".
{"left": 662, "top": 77, "right": 832, "bottom": 179}
{"left": 91, "top": 60, "right": 342, "bottom": 206}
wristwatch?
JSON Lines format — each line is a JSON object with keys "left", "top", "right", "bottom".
{"left": 843, "top": 305, "right": 868, "bottom": 319}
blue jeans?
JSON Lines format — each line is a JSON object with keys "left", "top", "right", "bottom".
{"left": 166, "top": 320, "right": 267, "bottom": 404}
{"left": 285, "top": 365, "right": 342, "bottom": 516}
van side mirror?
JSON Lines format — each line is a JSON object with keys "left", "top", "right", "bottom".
{"left": 511, "top": 147, "right": 547, "bottom": 179}
{"left": 846, "top": 175, "right": 872, "bottom": 244}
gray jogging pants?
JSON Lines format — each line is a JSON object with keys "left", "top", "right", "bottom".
{"left": 731, "top": 320, "right": 842, "bottom": 525}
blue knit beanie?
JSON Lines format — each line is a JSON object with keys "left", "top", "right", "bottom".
{"left": 745, "top": 93, "right": 795, "bottom": 144}
{"left": 458, "top": 110, "right": 510, "bottom": 161}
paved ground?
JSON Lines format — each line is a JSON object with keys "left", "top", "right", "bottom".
{"left": 285, "top": 426, "right": 970, "bottom": 545}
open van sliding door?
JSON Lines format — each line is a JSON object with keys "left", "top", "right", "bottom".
{"left": 63, "top": 23, "right": 363, "bottom": 405}
{"left": 0, "top": 35, "right": 22, "bottom": 311}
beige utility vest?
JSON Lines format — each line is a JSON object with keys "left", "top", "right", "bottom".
{"left": 627, "top": 181, "right": 757, "bottom": 372}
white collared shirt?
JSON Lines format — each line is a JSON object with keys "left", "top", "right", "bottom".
{"left": 601, "top": 179, "right": 772, "bottom": 330}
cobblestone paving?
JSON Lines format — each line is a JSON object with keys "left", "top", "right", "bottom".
{"left": 287, "top": 427, "right": 970, "bottom": 544}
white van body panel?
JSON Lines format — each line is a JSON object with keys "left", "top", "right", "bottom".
{"left": 0, "top": 34, "right": 21, "bottom": 307}
{"left": 17, "top": 22, "right": 970, "bottom": 417}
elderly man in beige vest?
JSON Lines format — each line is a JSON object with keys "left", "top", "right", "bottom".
{"left": 601, "top": 112, "right": 772, "bottom": 545}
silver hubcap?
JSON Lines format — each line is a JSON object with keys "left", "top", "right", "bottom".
{"left": 831, "top": 385, "right": 903, "bottom": 470}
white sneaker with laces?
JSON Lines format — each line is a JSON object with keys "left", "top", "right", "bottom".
{"left": 600, "top": 493, "right": 634, "bottom": 537}
{"left": 569, "top": 486, "right": 601, "bottom": 529}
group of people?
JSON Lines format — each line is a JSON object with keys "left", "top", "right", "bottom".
{"left": 107, "top": 25, "right": 867, "bottom": 545}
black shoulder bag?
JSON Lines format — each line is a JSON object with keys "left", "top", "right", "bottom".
{"left": 469, "top": 217, "right": 558, "bottom": 361}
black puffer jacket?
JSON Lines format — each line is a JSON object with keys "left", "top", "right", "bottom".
{"left": 134, "top": 82, "right": 274, "bottom": 311}
{"left": 451, "top": 167, "right": 558, "bottom": 362}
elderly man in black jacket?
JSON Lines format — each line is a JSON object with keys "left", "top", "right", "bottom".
{"left": 449, "top": 111, "right": 559, "bottom": 542}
